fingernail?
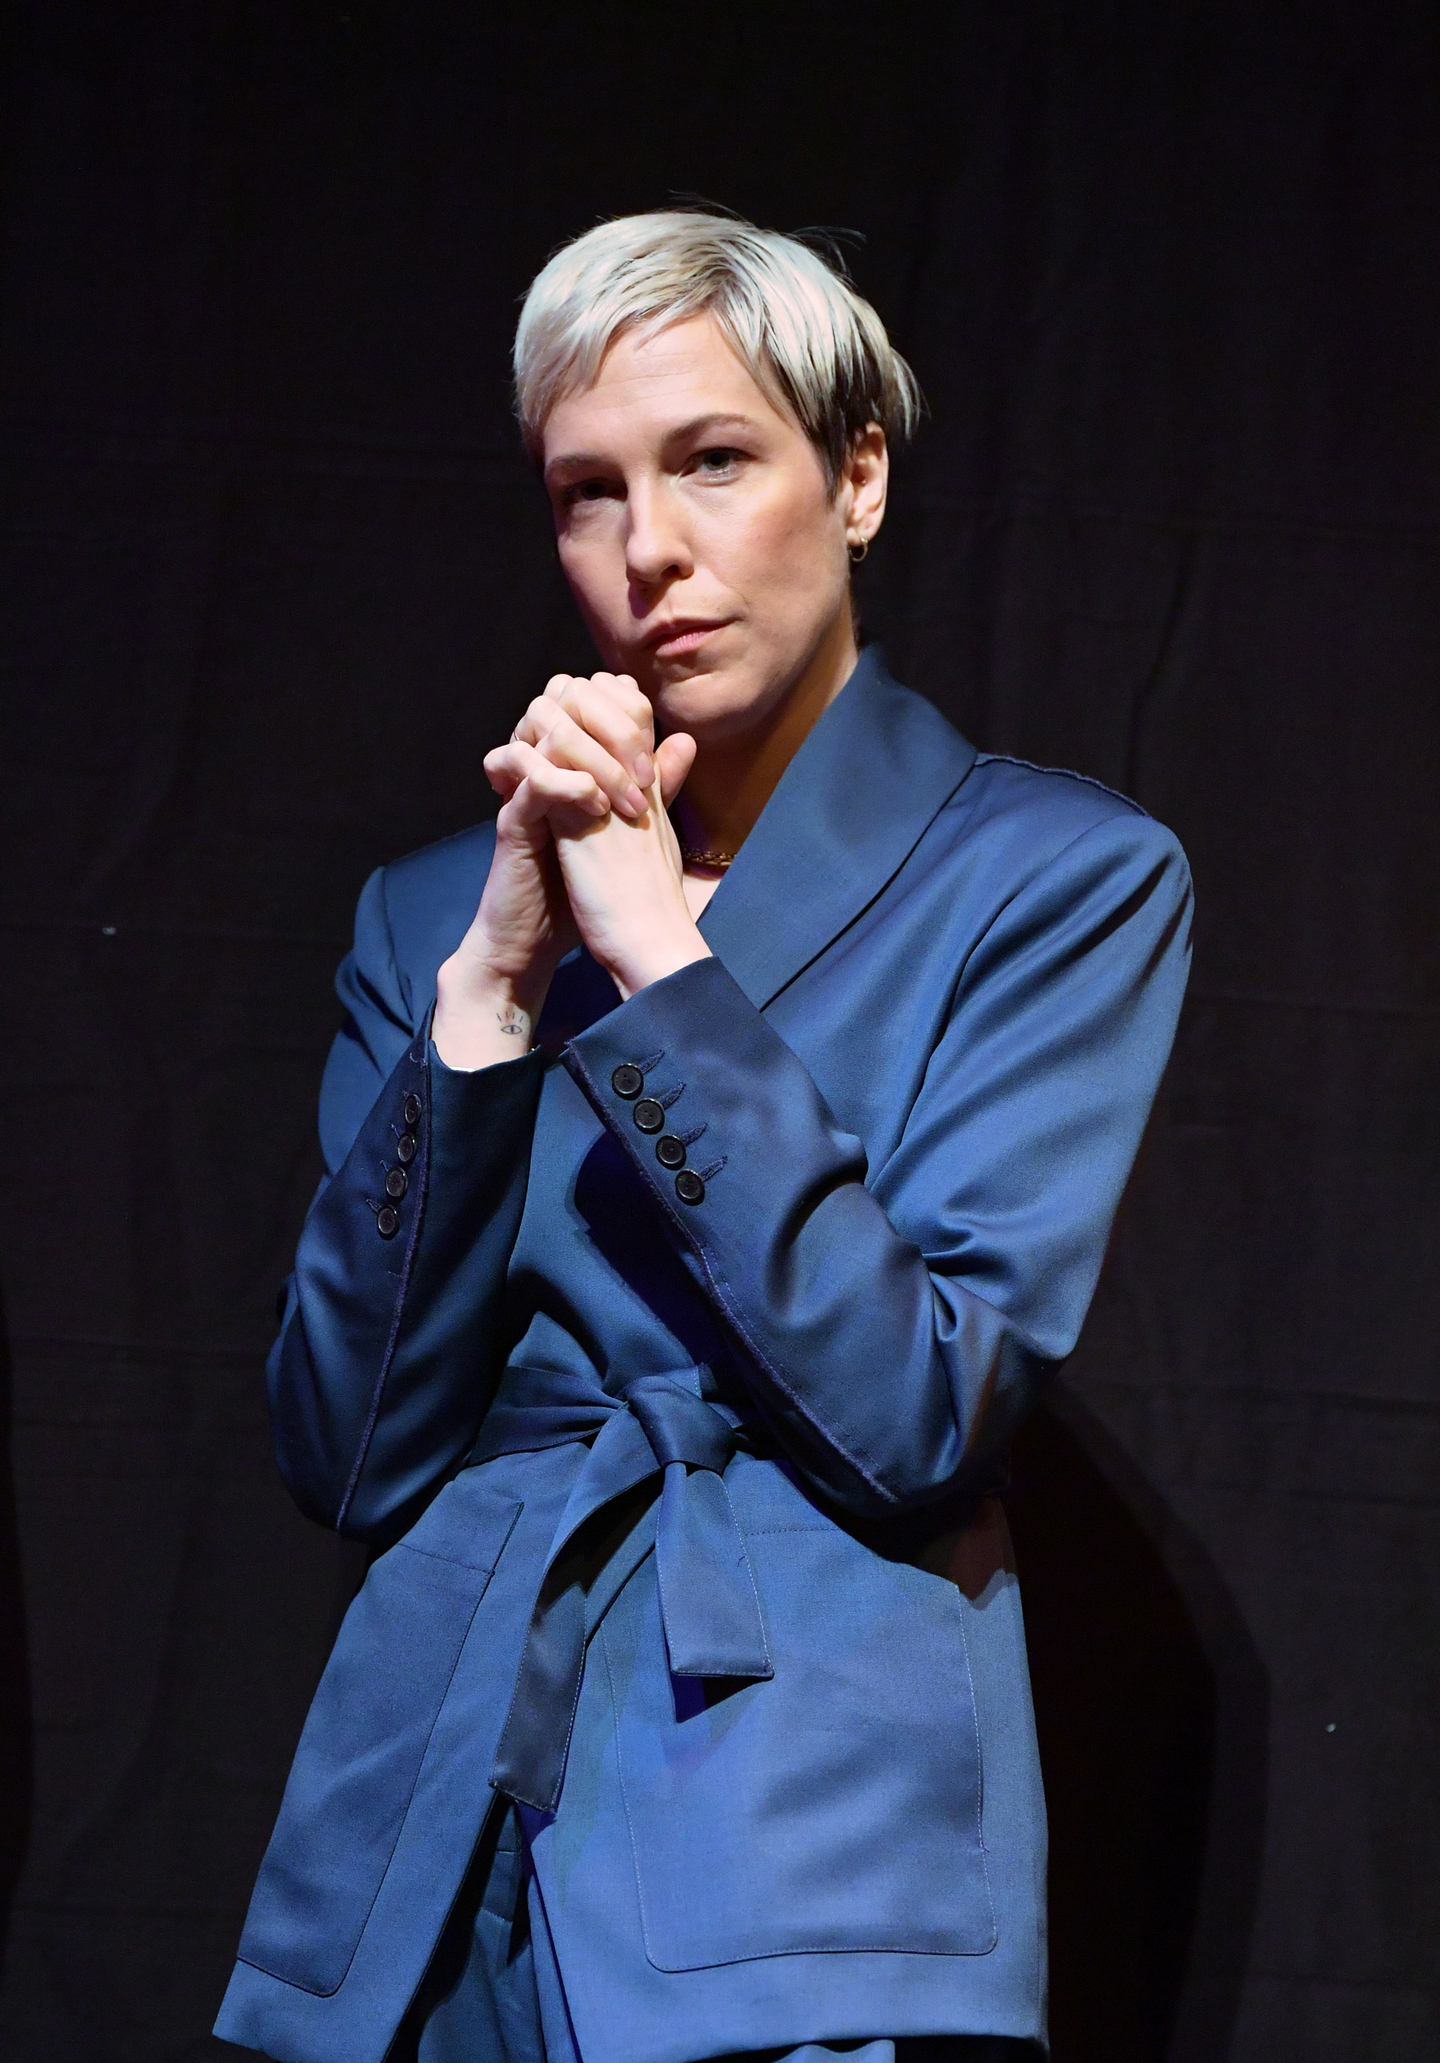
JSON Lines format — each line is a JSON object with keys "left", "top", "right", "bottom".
{"left": 635, "top": 752, "right": 654, "bottom": 787}
{"left": 623, "top": 784, "right": 646, "bottom": 816}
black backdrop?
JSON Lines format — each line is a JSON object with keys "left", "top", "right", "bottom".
{"left": 2, "top": 4, "right": 1437, "bottom": 2059}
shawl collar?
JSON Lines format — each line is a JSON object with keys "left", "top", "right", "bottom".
{"left": 697, "top": 648, "right": 978, "bottom": 1011}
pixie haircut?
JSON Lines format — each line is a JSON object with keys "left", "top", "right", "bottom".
{"left": 514, "top": 209, "right": 921, "bottom": 488}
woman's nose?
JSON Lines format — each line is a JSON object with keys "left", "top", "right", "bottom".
{"left": 624, "top": 482, "right": 693, "bottom": 587}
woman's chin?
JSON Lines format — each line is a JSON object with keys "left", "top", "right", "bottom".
{"left": 656, "top": 685, "right": 770, "bottom": 746}
{"left": 649, "top": 657, "right": 790, "bottom": 742}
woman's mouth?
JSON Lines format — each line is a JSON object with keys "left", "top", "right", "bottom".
{"left": 644, "top": 619, "right": 730, "bottom": 660}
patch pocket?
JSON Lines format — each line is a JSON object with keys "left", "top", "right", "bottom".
{"left": 602, "top": 1511, "right": 996, "bottom": 1971}
{"left": 237, "top": 1481, "right": 521, "bottom": 1996}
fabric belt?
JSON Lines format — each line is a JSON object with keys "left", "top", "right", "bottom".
{"left": 473, "top": 1364, "right": 773, "bottom": 1814}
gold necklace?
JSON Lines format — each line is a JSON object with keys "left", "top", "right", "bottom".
{"left": 680, "top": 846, "right": 737, "bottom": 871}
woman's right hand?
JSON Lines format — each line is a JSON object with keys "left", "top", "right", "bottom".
{"left": 431, "top": 675, "right": 655, "bottom": 1070}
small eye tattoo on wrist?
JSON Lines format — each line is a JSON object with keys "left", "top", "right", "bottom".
{"left": 497, "top": 1008, "right": 529, "bottom": 1039}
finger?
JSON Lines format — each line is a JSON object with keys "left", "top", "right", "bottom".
{"left": 494, "top": 786, "right": 551, "bottom": 845}
{"left": 517, "top": 678, "right": 608, "bottom": 747}
{"left": 654, "top": 731, "right": 697, "bottom": 808}
{"left": 521, "top": 693, "right": 649, "bottom": 807}
{"left": 522, "top": 757, "right": 612, "bottom": 823}
{"left": 489, "top": 742, "right": 609, "bottom": 823}
{"left": 545, "top": 673, "right": 655, "bottom": 788}
{"left": 484, "top": 740, "right": 532, "bottom": 800}
{"left": 585, "top": 673, "right": 655, "bottom": 781}
{"left": 584, "top": 671, "right": 652, "bottom": 726}
{"left": 518, "top": 689, "right": 641, "bottom": 774}
{"left": 521, "top": 704, "right": 647, "bottom": 818}
{"left": 568, "top": 675, "right": 654, "bottom": 785}
{"left": 515, "top": 687, "right": 576, "bottom": 742}
{"left": 489, "top": 737, "right": 581, "bottom": 801}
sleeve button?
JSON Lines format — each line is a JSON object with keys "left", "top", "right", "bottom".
{"left": 395, "top": 1130, "right": 417, "bottom": 1164}
{"left": 674, "top": 1170, "right": 705, "bottom": 1205}
{"left": 384, "top": 1166, "right": 408, "bottom": 1200}
{"left": 611, "top": 1064, "right": 644, "bottom": 1099}
{"left": 655, "top": 1134, "right": 686, "bottom": 1169}
{"left": 376, "top": 1204, "right": 401, "bottom": 1238}
{"left": 633, "top": 1098, "right": 665, "bottom": 1133}
{"left": 403, "top": 1093, "right": 423, "bottom": 1127}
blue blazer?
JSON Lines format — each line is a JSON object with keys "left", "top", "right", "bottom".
{"left": 216, "top": 650, "right": 1191, "bottom": 2063}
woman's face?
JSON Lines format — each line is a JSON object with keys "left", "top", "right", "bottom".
{"left": 541, "top": 313, "right": 886, "bottom": 745}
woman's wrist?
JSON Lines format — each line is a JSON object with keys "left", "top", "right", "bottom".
{"left": 432, "top": 955, "right": 552, "bottom": 1071}
{"left": 607, "top": 926, "right": 712, "bottom": 1003}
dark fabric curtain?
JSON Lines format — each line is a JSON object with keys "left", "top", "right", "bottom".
{"left": 1, "top": 4, "right": 1435, "bottom": 2058}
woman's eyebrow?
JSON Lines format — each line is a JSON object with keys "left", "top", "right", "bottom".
{"left": 544, "top": 412, "right": 765, "bottom": 486}
{"left": 543, "top": 449, "right": 610, "bottom": 484}
{"left": 662, "top": 411, "right": 763, "bottom": 447}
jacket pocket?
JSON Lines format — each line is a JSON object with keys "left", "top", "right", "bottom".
{"left": 601, "top": 1500, "right": 997, "bottom": 1971}
{"left": 237, "top": 1481, "right": 521, "bottom": 1996}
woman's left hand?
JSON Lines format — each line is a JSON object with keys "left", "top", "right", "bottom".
{"left": 518, "top": 673, "right": 712, "bottom": 1000}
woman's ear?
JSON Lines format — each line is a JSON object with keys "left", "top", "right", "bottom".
{"left": 842, "top": 423, "right": 889, "bottom": 550}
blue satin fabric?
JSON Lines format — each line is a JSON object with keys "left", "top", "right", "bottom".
{"left": 481, "top": 1366, "right": 771, "bottom": 1812}
{"left": 215, "top": 651, "right": 1192, "bottom": 2063}
{"left": 394, "top": 1796, "right": 1035, "bottom": 2063}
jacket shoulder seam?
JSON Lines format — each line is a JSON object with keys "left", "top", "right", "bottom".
{"left": 971, "top": 752, "right": 1152, "bottom": 820}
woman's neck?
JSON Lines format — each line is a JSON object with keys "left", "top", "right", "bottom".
{"left": 678, "top": 614, "right": 858, "bottom": 856}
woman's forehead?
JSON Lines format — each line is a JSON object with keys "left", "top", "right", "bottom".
{"left": 540, "top": 314, "right": 792, "bottom": 466}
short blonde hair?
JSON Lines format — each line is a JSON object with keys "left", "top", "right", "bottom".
{"left": 514, "top": 209, "right": 921, "bottom": 486}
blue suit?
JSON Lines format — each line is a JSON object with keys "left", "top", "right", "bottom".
{"left": 215, "top": 651, "right": 1191, "bottom": 2063}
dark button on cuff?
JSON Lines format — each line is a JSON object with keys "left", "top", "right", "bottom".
{"left": 376, "top": 1204, "right": 401, "bottom": 1238}
{"left": 674, "top": 1169, "right": 706, "bottom": 1206}
{"left": 384, "top": 1166, "right": 408, "bottom": 1200}
{"left": 395, "top": 1130, "right": 417, "bottom": 1165}
{"left": 611, "top": 1064, "right": 644, "bottom": 1099}
{"left": 633, "top": 1098, "right": 665, "bottom": 1134}
{"left": 655, "top": 1134, "right": 686, "bottom": 1169}
{"left": 403, "top": 1092, "right": 423, "bottom": 1127}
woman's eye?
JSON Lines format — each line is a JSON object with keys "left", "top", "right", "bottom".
{"left": 693, "top": 447, "right": 741, "bottom": 476}
{"left": 559, "top": 476, "right": 618, "bottom": 508}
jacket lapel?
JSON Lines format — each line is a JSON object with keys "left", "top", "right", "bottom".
{"left": 697, "top": 649, "right": 978, "bottom": 1011}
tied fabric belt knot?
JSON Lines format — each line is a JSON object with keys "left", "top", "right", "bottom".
{"left": 487, "top": 1369, "right": 772, "bottom": 1814}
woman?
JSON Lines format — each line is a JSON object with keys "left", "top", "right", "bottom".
{"left": 216, "top": 212, "right": 1191, "bottom": 2063}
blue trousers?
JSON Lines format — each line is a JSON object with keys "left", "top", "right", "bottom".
{"left": 387, "top": 1805, "right": 1038, "bottom": 2063}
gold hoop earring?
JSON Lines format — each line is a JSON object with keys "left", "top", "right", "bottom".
{"left": 848, "top": 537, "right": 869, "bottom": 564}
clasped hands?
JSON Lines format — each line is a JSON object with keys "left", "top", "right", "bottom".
{"left": 433, "top": 673, "right": 711, "bottom": 1071}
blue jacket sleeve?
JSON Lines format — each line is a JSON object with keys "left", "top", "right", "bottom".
{"left": 268, "top": 866, "right": 544, "bottom": 1542}
{"left": 563, "top": 811, "right": 1191, "bottom": 1518}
